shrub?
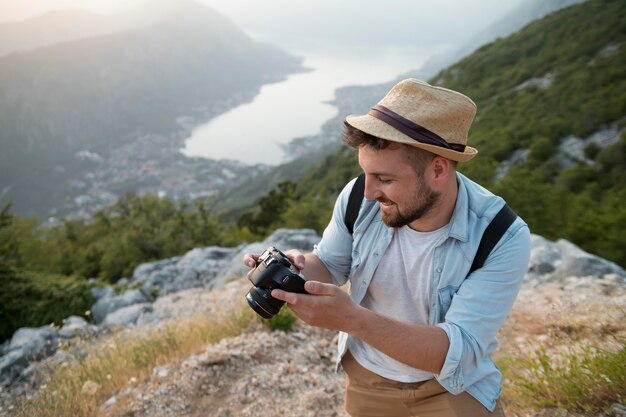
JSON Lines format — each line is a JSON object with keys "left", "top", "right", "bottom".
{"left": 261, "top": 307, "right": 298, "bottom": 332}
{"left": 499, "top": 340, "right": 626, "bottom": 412}
{"left": 0, "top": 267, "right": 95, "bottom": 342}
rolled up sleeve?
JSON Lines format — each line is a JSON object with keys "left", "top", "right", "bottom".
{"left": 435, "top": 222, "right": 531, "bottom": 394}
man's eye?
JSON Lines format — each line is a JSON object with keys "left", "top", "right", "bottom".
{"left": 379, "top": 178, "right": 392, "bottom": 184}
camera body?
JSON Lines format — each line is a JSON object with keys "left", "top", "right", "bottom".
{"left": 246, "top": 246, "right": 307, "bottom": 319}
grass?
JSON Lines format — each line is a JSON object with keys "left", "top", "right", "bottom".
{"left": 13, "top": 302, "right": 257, "bottom": 417}
{"left": 499, "top": 338, "right": 626, "bottom": 414}
{"left": 261, "top": 306, "right": 298, "bottom": 332}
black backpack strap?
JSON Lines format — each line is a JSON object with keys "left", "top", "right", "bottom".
{"left": 343, "top": 174, "right": 517, "bottom": 272}
{"left": 344, "top": 173, "right": 365, "bottom": 235}
{"left": 469, "top": 203, "right": 517, "bottom": 275}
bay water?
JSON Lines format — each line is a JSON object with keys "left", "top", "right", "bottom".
{"left": 181, "top": 35, "right": 448, "bottom": 165}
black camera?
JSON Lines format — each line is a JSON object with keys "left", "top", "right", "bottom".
{"left": 246, "top": 246, "right": 308, "bottom": 319}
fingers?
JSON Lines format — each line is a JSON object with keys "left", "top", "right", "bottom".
{"left": 284, "top": 249, "right": 305, "bottom": 271}
{"left": 243, "top": 253, "right": 259, "bottom": 269}
{"left": 271, "top": 289, "right": 297, "bottom": 304}
{"left": 304, "top": 280, "right": 336, "bottom": 296}
{"left": 271, "top": 281, "right": 336, "bottom": 304}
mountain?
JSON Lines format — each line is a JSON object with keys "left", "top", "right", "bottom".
{"left": 411, "top": 0, "right": 585, "bottom": 81}
{"left": 0, "top": 0, "right": 305, "bottom": 218}
{"left": 0, "top": 9, "right": 153, "bottom": 57}
{"left": 237, "top": 0, "right": 626, "bottom": 267}
{"left": 0, "top": 0, "right": 210, "bottom": 57}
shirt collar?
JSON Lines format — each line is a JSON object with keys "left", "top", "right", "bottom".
{"left": 447, "top": 172, "right": 469, "bottom": 243}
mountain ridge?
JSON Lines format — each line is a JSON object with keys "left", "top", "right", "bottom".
{"left": 0, "top": 1, "right": 306, "bottom": 218}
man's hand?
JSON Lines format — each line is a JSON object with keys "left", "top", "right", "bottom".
{"left": 271, "top": 281, "right": 361, "bottom": 331}
{"left": 242, "top": 249, "right": 306, "bottom": 282}
{"left": 242, "top": 252, "right": 260, "bottom": 283}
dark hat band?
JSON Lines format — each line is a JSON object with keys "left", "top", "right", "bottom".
{"left": 367, "top": 105, "right": 466, "bottom": 152}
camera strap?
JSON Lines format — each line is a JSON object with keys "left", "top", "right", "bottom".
{"left": 343, "top": 173, "right": 517, "bottom": 274}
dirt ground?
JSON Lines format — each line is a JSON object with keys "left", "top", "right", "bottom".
{"left": 97, "top": 274, "right": 625, "bottom": 417}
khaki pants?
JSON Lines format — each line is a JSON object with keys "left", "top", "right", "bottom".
{"left": 341, "top": 351, "right": 506, "bottom": 417}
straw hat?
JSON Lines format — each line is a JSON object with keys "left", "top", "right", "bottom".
{"left": 345, "top": 78, "right": 478, "bottom": 162}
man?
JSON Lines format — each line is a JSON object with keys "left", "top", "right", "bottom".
{"left": 243, "top": 79, "right": 531, "bottom": 416}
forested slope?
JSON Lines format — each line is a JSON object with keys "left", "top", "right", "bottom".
{"left": 247, "top": 0, "right": 625, "bottom": 267}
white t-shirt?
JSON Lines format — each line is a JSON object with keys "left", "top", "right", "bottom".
{"left": 349, "top": 223, "right": 450, "bottom": 382}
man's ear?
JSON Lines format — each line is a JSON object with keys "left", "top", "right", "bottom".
{"left": 432, "top": 156, "right": 450, "bottom": 180}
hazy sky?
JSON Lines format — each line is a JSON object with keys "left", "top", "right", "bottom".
{"left": 0, "top": 0, "right": 525, "bottom": 46}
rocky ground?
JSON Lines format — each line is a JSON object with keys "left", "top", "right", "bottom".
{"left": 100, "top": 321, "right": 347, "bottom": 416}
{"left": 2, "top": 232, "right": 625, "bottom": 417}
{"left": 99, "top": 274, "right": 626, "bottom": 417}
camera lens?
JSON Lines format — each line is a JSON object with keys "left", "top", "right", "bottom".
{"left": 245, "top": 287, "right": 285, "bottom": 319}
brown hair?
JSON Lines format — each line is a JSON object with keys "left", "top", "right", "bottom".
{"left": 342, "top": 122, "right": 442, "bottom": 174}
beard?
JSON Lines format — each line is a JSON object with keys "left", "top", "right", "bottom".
{"left": 378, "top": 180, "right": 441, "bottom": 228}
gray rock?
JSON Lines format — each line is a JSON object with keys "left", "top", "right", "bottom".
{"left": 102, "top": 395, "right": 117, "bottom": 408}
{"left": 90, "top": 285, "right": 115, "bottom": 301}
{"left": 134, "top": 257, "right": 181, "bottom": 277}
{"left": 63, "top": 315, "right": 88, "bottom": 327}
{"left": 177, "top": 246, "right": 236, "bottom": 268}
{"left": 9, "top": 327, "right": 58, "bottom": 361}
{"left": 0, "top": 350, "right": 29, "bottom": 386}
{"left": 493, "top": 148, "right": 529, "bottom": 182}
{"left": 556, "top": 124, "right": 624, "bottom": 168}
{"left": 610, "top": 403, "right": 626, "bottom": 417}
{"left": 220, "top": 228, "right": 321, "bottom": 287}
{"left": 0, "top": 340, "right": 9, "bottom": 356}
{"left": 128, "top": 247, "right": 241, "bottom": 296}
{"left": 115, "top": 229, "right": 321, "bottom": 299}
{"left": 263, "top": 228, "right": 322, "bottom": 251}
{"left": 527, "top": 234, "right": 626, "bottom": 287}
{"left": 91, "top": 289, "right": 150, "bottom": 324}
{"left": 102, "top": 303, "right": 153, "bottom": 329}
{"left": 130, "top": 260, "right": 179, "bottom": 295}
{"left": 59, "top": 316, "right": 95, "bottom": 339}
{"left": 555, "top": 239, "right": 625, "bottom": 278}
{"left": 18, "top": 363, "right": 36, "bottom": 381}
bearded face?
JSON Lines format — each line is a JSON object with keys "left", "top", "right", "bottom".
{"left": 377, "top": 174, "right": 441, "bottom": 228}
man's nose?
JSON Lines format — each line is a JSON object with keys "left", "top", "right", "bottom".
{"left": 363, "top": 176, "right": 382, "bottom": 201}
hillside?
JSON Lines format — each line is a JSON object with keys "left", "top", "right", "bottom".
{"left": 243, "top": 0, "right": 626, "bottom": 267}
{"left": 2, "top": 229, "right": 624, "bottom": 416}
{"left": 412, "top": 0, "right": 584, "bottom": 81}
{"left": 0, "top": 0, "right": 305, "bottom": 218}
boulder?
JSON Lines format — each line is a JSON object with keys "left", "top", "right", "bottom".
{"left": 130, "top": 258, "right": 181, "bottom": 295}
{"left": 9, "top": 327, "right": 58, "bottom": 361}
{"left": 129, "top": 247, "right": 241, "bottom": 295}
{"left": 91, "top": 289, "right": 151, "bottom": 324}
{"left": 102, "top": 303, "right": 153, "bottom": 329}
{"left": 131, "top": 257, "right": 180, "bottom": 291}
{"left": 0, "top": 350, "right": 29, "bottom": 387}
{"left": 59, "top": 316, "right": 96, "bottom": 339}
{"left": 527, "top": 234, "right": 625, "bottom": 286}
{"left": 90, "top": 285, "right": 115, "bottom": 301}
{"left": 219, "top": 228, "right": 321, "bottom": 287}
{"left": 0, "top": 340, "right": 9, "bottom": 356}
{"left": 119, "top": 229, "right": 321, "bottom": 297}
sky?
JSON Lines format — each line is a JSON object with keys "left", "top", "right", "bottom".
{"left": 0, "top": 0, "right": 525, "bottom": 47}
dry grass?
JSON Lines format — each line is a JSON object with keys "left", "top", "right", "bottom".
{"left": 497, "top": 303, "right": 626, "bottom": 416}
{"left": 499, "top": 338, "right": 626, "bottom": 414}
{"left": 13, "top": 302, "right": 256, "bottom": 417}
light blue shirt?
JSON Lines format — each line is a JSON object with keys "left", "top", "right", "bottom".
{"left": 313, "top": 172, "right": 531, "bottom": 411}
